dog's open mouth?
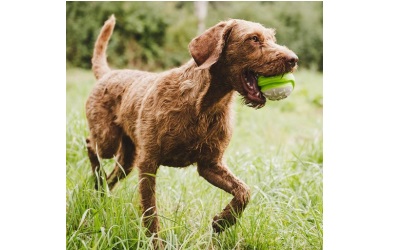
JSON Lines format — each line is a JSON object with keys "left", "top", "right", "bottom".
{"left": 241, "top": 70, "right": 266, "bottom": 108}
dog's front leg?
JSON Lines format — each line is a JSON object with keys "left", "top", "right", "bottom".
{"left": 197, "top": 161, "right": 251, "bottom": 233}
{"left": 138, "top": 161, "right": 160, "bottom": 236}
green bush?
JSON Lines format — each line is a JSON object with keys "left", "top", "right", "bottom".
{"left": 66, "top": 2, "right": 322, "bottom": 71}
{"left": 66, "top": 2, "right": 171, "bottom": 70}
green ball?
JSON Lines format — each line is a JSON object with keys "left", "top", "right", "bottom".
{"left": 258, "top": 73, "right": 295, "bottom": 101}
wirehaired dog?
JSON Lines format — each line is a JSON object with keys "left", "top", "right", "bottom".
{"left": 85, "top": 15, "right": 297, "bottom": 236}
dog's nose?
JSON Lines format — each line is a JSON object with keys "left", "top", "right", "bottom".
{"left": 286, "top": 52, "right": 298, "bottom": 68}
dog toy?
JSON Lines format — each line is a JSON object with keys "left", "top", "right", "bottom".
{"left": 258, "top": 73, "right": 295, "bottom": 101}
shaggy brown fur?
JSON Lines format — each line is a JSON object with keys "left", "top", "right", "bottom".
{"left": 85, "top": 15, "right": 298, "bottom": 237}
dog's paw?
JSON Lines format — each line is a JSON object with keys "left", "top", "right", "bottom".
{"left": 212, "top": 220, "right": 224, "bottom": 233}
{"left": 212, "top": 215, "right": 229, "bottom": 233}
{"left": 151, "top": 237, "right": 164, "bottom": 250}
{"left": 212, "top": 213, "right": 239, "bottom": 233}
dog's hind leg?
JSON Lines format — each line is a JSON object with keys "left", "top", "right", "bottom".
{"left": 85, "top": 123, "right": 122, "bottom": 190}
{"left": 107, "top": 135, "right": 136, "bottom": 190}
{"left": 86, "top": 138, "right": 105, "bottom": 190}
{"left": 197, "top": 161, "right": 251, "bottom": 233}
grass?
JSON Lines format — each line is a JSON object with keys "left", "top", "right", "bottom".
{"left": 66, "top": 67, "right": 322, "bottom": 249}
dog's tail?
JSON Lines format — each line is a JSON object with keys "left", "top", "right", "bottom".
{"left": 92, "top": 15, "right": 116, "bottom": 80}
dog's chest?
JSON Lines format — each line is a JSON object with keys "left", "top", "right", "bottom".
{"left": 159, "top": 110, "right": 233, "bottom": 167}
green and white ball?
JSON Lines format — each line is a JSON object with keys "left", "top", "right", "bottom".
{"left": 258, "top": 73, "right": 295, "bottom": 101}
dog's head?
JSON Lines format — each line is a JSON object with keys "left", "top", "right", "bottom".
{"left": 189, "top": 19, "right": 298, "bottom": 109}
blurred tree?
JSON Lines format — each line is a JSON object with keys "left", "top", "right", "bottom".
{"left": 194, "top": 1, "right": 208, "bottom": 35}
{"left": 66, "top": 2, "right": 322, "bottom": 72}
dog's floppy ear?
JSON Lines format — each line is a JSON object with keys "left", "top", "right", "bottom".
{"left": 189, "top": 20, "right": 236, "bottom": 70}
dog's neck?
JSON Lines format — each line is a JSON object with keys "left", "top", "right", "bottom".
{"left": 201, "top": 64, "right": 234, "bottom": 111}
{"left": 178, "top": 60, "right": 235, "bottom": 114}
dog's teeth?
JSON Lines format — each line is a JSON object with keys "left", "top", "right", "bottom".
{"left": 246, "top": 82, "right": 252, "bottom": 88}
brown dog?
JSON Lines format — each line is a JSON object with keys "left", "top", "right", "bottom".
{"left": 85, "top": 15, "right": 297, "bottom": 236}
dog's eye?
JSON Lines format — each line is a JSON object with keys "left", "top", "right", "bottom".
{"left": 251, "top": 36, "right": 259, "bottom": 42}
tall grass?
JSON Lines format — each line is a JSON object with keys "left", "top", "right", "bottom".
{"left": 66, "top": 68, "right": 322, "bottom": 249}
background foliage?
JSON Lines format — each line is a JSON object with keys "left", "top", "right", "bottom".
{"left": 66, "top": 1, "right": 322, "bottom": 71}
{"left": 66, "top": 2, "right": 323, "bottom": 248}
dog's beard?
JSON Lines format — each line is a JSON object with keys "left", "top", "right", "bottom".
{"left": 225, "top": 70, "right": 266, "bottom": 109}
{"left": 242, "top": 97, "right": 265, "bottom": 109}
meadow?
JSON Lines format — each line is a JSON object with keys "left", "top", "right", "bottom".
{"left": 66, "top": 68, "right": 322, "bottom": 249}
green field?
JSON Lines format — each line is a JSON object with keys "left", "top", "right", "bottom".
{"left": 66, "top": 68, "right": 323, "bottom": 249}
